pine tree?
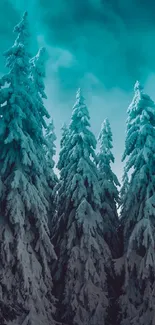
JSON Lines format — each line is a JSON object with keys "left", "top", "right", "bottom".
{"left": 119, "top": 167, "right": 129, "bottom": 216}
{"left": 45, "top": 119, "right": 58, "bottom": 228}
{"left": 30, "top": 46, "right": 50, "bottom": 129}
{"left": 50, "top": 123, "right": 69, "bottom": 242}
{"left": 97, "top": 119, "right": 121, "bottom": 325}
{"left": 30, "top": 47, "right": 58, "bottom": 220}
{"left": 0, "top": 12, "right": 56, "bottom": 325}
{"left": 60, "top": 123, "right": 69, "bottom": 148}
{"left": 50, "top": 122, "right": 69, "bottom": 242}
{"left": 45, "top": 119, "right": 58, "bottom": 191}
{"left": 120, "top": 168, "right": 129, "bottom": 206}
{"left": 97, "top": 118, "right": 120, "bottom": 258}
{"left": 119, "top": 81, "right": 155, "bottom": 325}
{"left": 52, "top": 89, "right": 112, "bottom": 325}
{"left": 57, "top": 123, "right": 69, "bottom": 173}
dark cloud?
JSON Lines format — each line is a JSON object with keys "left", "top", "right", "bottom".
{"left": 2, "top": 0, "right": 155, "bottom": 91}
{"left": 36, "top": 0, "right": 155, "bottom": 91}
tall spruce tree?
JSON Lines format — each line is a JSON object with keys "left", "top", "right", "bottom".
{"left": 51, "top": 122, "right": 69, "bottom": 239}
{"left": 45, "top": 120, "right": 58, "bottom": 228}
{"left": 97, "top": 118, "right": 120, "bottom": 258}
{"left": 30, "top": 47, "right": 50, "bottom": 129}
{"left": 97, "top": 119, "right": 121, "bottom": 325}
{"left": 119, "top": 81, "right": 155, "bottom": 325}
{"left": 0, "top": 12, "right": 56, "bottom": 325}
{"left": 52, "top": 89, "right": 112, "bottom": 325}
{"left": 119, "top": 168, "right": 129, "bottom": 206}
{"left": 30, "top": 47, "right": 58, "bottom": 218}
{"left": 57, "top": 123, "right": 69, "bottom": 172}
{"left": 45, "top": 119, "right": 58, "bottom": 192}
{"left": 119, "top": 167, "right": 129, "bottom": 218}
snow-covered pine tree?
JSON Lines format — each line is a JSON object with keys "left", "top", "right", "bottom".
{"left": 45, "top": 119, "right": 58, "bottom": 192}
{"left": 119, "top": 168, "right": 129, "bottom": 207}
{"left": 97, "top": 119, "right": 121, "bottom": 325}
{"left": 57, "top": 123, "right": 69, "bottom": 172}
{"left": 51, "top": 123, "right": 70, "bottom": 235}
{"left": 45, "top": 120, "right": 58, "bottom": 227}
{"left": 30, "top": 47, "right": 58, "bottom": 223}
{"left": 60, "top": 123, "right": 69, "bottom": 147}
{"left": 30, "top": 46, "right": 50, "bottom": 129}
{"left": 0, "top": 12, "right": 56, "bottom": 325}
{"left": 119, "top": 81, "right": 155, "bottom": 325}
{"left": 97, "top": 118, "right": 120, "bottom": 258}
{"left": 52, "top": 89, "right": 112, "bottom": 325}
{"left": 119, "top": 167, "right": 129, "bottom": 227}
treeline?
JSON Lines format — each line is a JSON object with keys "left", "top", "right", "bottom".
{"left": 0, "top": 12, "right": 154, "bottom": 325}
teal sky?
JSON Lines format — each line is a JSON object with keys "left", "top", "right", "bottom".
{"left": 1, "top": 0, "right": 155, "bottom": 180}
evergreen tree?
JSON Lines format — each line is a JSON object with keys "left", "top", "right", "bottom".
{"left": 119, "top": 167, "right": 129, "bottom": 214}
{"left": 45, "top": 119, "right": 58, "bottom": 191}
{"left": 0, "top": 12, "right": 56, "bottom": 325}
{"left": 51, "top": 122, "right": 69, "bottom": 238}
{"left": 120, "top": 168, "right": 129, "bottom": 205}
{"left": 60, "top": 123, "right": 69, "bottom": 147}
{"left": 119, "top": 81, "right": 155, "bottom": 325}
{"left": 97, "top": 118, "right": 120, "bottom": 258}
{"left": 45, "top": 119, "right": 58, "bottom": 227}
{"left": 30, "top": 46, "right": 50, "bottom": 129}
{"left": 52, "top": 89, "right": 112, "bottom": 325}
{"left": 30, "top": 47, "right": 58, "bottom": 217}
{"left": 52, "top": 123, "right": 69, "bottom": 226}
{"left": 57, "top": 123, "right": 69, "bottom": 172}
{"left": 97, "top": 119, "right": 121, "bottom": 325}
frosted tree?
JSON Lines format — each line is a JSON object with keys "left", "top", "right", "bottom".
{"left": 57, "top": 123, "right": 69, "bottom": 171}
{"left": 52, "top": 89, "right": 112, "bottom": 325}
{"left": 119, "top": 81, "right": 155, "bottom": 325}
{"left": 60, "top": 123, "right": 69, "bottom": 147}
{"left": 50, "top": 123, "right": 69, "bottom": 239}
{"left": 45, "top": 120, "right": 58, "bottom": 228}
{"left": 30, "top": 47, "right": 58, "bottom": 217}
{"left": 97, "top": 118, "right": 120, "bottom": 257}
{"left": 119, "top": 167, "right": 129, "bottom": 216}
{"left": 30, "top": 46, "right": 50, "bottom": 129}
{"left": 0, "top": 12, "right": 57, "bottom": 325}
{"left": 120, "top": 168, "right": 129, "bottom": 205}
{"left": 51, "top": 123, "right": 69, "bottom": 224}
{"left": 45, "top": 119, "right": 58, "bottom": 191}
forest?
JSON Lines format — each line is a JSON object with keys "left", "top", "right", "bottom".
{"left": 0, "top": 11, "right": 154, "bottom": 325}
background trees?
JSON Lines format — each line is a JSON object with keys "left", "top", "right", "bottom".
{"left": 1, "top": 10, "right": 155, "bottom": 325}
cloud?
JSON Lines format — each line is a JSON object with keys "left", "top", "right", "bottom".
{"left": 35, "top": 0, "right": 155, "bottom": 91}
{"left": 5, "top": 0, "right": 155, "bottom": 92}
